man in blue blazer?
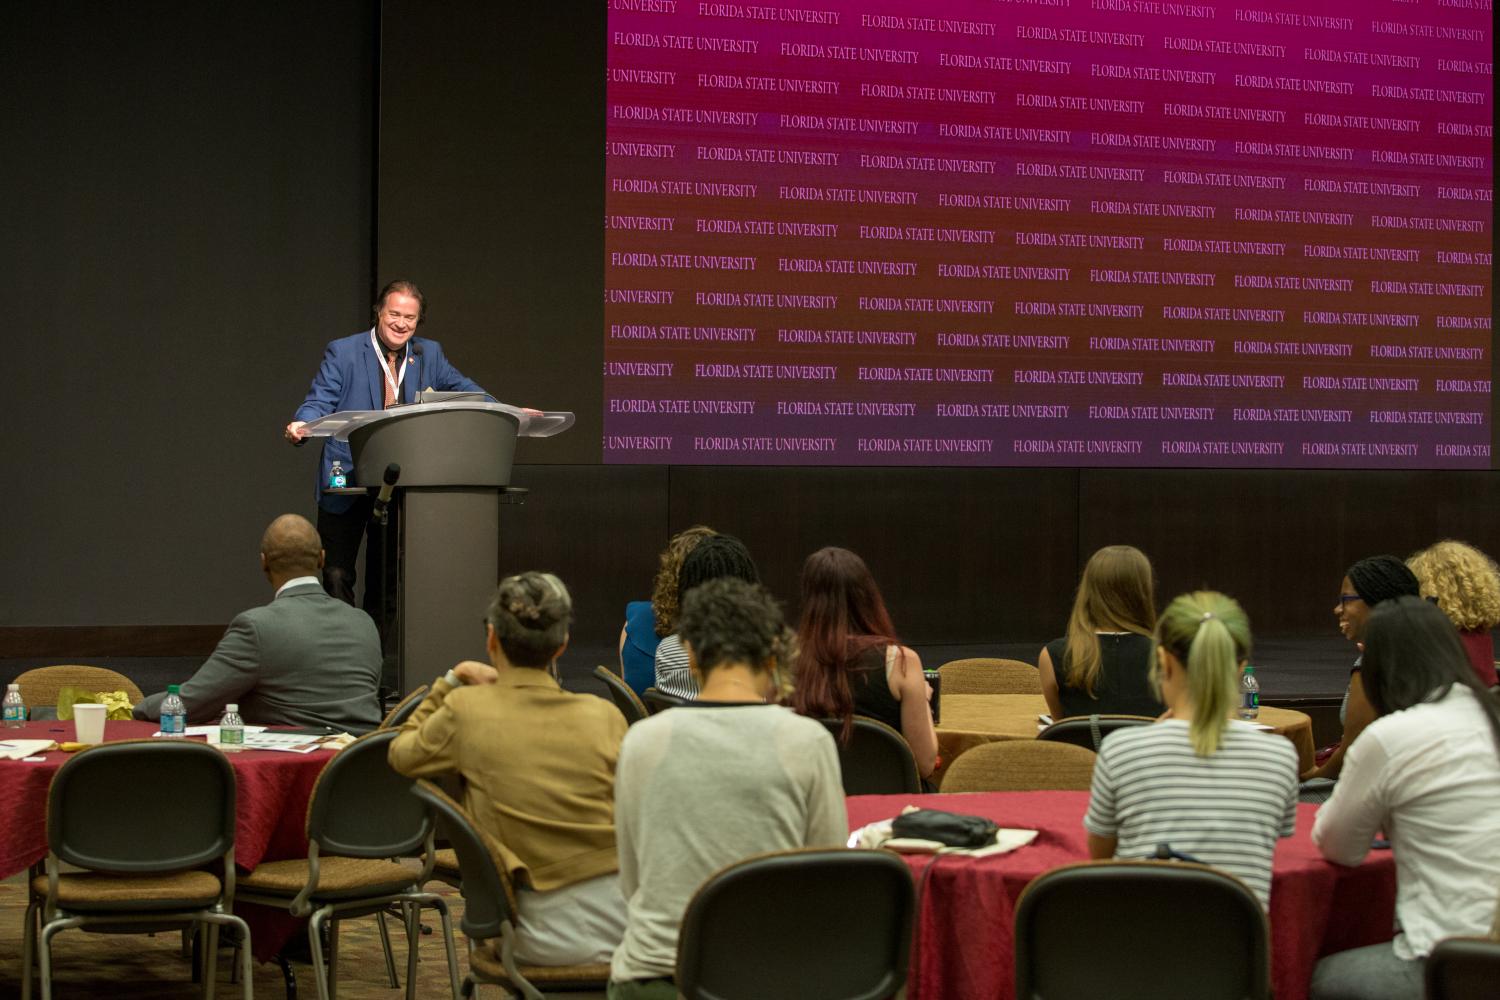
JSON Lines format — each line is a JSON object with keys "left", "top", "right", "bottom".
{"left": 284, "top": 279, "right": 487, "bottom": 613}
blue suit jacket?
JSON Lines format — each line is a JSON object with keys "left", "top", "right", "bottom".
{"left": 294, "top": 330, "right": 487, "bottom": 513}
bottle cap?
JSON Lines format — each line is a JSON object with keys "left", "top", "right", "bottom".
{"left": 1243, "top": 664, "right": 1255, "bottom": 674}
{"left": 168, "top": 684, "right": 181, "bottom": 694}
{"left": 6, "top": 683, "right": 17, "bottom": 691}
{"left": 225, "top": 704, "right": 238, "bottom": 713}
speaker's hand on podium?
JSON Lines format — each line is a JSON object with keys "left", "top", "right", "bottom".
{"left": 285, "top": 420, "right": 309, "bottom": 445}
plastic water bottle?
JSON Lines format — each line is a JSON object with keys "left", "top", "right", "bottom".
{"left": 219, "top": 704, "right": 244, "bottom": 746}
{"left": 1239, "top": 664, "right": 1260, "bottom": 720}
{"left": 2, "top": 684, "right": 24, "bottom": 727}
{"left": 328, "top": 461, "right": 347, "bottom": 489}
{"left": 160, "top": 684, "right": 187, "bottom": 738}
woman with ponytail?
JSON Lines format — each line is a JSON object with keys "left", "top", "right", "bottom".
{"left": 1083, "top": 591, "right": 1300, "bottom": 910}
{"left": 1309, "top": 596, "right": 1500, "bottom": 1000}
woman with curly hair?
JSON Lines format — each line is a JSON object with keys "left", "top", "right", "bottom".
{"left": 1407, "top": 539, "right": 1500, "bottom": 687}
{"left": 618, "top": 526, "right": 715, "bottom": 695}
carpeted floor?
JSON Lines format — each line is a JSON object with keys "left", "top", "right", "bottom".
{"left": 0, "top": 873, "right": 579, "bottom": 1000}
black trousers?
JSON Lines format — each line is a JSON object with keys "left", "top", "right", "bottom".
{"left": 315, "top": 497, "right": 396, "bottom": 626}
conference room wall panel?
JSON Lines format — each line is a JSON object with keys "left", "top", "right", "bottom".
{"left": 2, "top": 2, "right": 376, "bottom": 627}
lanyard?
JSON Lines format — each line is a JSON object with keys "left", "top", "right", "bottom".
{"left": 370, "top": 329, "right": 409, "bottom": 403}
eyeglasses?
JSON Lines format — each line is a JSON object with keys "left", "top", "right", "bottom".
{"left": 1336, "top": 594, "right": 1363, "bottom": 606}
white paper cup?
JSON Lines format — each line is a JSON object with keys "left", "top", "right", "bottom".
{"left": 73, "top": 703, "right": 107, "bottom": 745}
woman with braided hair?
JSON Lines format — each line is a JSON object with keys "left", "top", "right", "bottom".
{"left": 1305, "top": 555, "right": 1423, "bottom": 788}
{"left": 1083, "top": 591, "right": 1299, "bottom": 910}
{"left": 390, "top": 571, "right": 629, "bottom": 965}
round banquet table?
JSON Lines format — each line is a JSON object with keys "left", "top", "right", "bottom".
{"left": 0, "top": 719, "right": 336, "bottom": 960}
{"left": 847, "top": 790, "right": 1396, "bottom": 1000}
{"left": 937, "top": 694, "right": 1317, "bottom": 777}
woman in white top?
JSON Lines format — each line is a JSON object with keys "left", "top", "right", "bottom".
{"left": 1083, "top": 591, "right": 1299, "bottom": 910}
{"left": 1310, "top": 596, "right": 1500, "bottom": 1000}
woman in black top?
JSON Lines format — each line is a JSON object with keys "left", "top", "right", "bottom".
{"left": 1039, "top": 545, "right": 1163, "bottom": 719}
{"left": 791, "top": 546, "right": 938, "bottom": 779}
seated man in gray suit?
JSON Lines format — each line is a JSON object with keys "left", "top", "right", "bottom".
{"left": 134, "top": 514, "right": 383, "bottom": 732}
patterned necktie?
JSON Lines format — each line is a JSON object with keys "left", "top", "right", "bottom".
{"left": 383, "top": 351, "right": 401, "bottom": 408}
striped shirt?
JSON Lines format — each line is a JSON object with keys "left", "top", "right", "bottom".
{"left": 1084, "top": 719, "right": 1299, "bottom": 909}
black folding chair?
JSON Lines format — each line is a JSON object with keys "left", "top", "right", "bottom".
{"left": 236, "top": 730, "right": 460, "bottom": 1000}
{"left": 677, "top": 848, "right": 915, "bottom": 1000}
{"left": 22, "top": 739, "right": 252, "bottom": 1000}
{"left": 410, "top": 780, "right": 610, "bottom": 999}
{"left": 818, "top": 716, "right": 922, "bottom": 795}
{"left": 641, "top": 686, "right": 691, "bottom": 715}
{"left": 1425, "top": 936, "right": 1500, "bottom": 999}
{"left": 1014, "top": 860, "right": 1268, "bottom": 1000}
{"left": 592, "top": 665, "right": 648, "bottom": 725}
{"left": 1036, "top": 714, "right": 1154, "bottom": 752}
{"left": 379, "top": 684, "right": 430, "bottom": 728}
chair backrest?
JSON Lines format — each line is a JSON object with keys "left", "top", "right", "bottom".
{"left": 940, "top": 740, "right": 1096, "bottom": 793}
{"left": 1426, "top": 937, "right": 1500, "bottom": 1000}
{"left": 1014, "top": 860, "right": 1268, "bottom": 1000}
{"left": 379, "top": 684, "right": 430, "bottom": 728}
{"left": 818, "top": 716, "right": 922, "bottom": 795}
{"left": 677, "top": 848, "right": 914, "bottom": 1000}
{"left": 409, "top": 780, "right": 518, "bottom": 942}
{"left": 641, "top": 686, "right": 690, "bottom": 715}
{"left": 937, "top": 658, "right": 1041, "bottom": 695}
{"left": 15, "top": 664, "right": 146, "bottom": 708}
{"left": 1037, "top": 714, "right": 1154, "bottom": 752}
{"left": 48, "top": 739, "right": 236, "bottom": 873}
{"left": 306, "top": 729, "right": 431, "bottom": 858}
{"left": 593, "top": 665, "right": 648, "bottom": 725}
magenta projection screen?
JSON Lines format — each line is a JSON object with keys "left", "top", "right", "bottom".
{"left": 603, "top": 2, "right": 1493, "bottom": 467}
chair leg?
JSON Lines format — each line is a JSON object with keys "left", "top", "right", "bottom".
{"left": 432, "top": 900, "right": 462, "bottom": 1000}
{"left": 38, "top": 922, "right": 59, "bottom": 1000}
{"left": 274, "top": 953, "right": 297, "bottom": 1000}
{"left": 327, "top": 919, "right": 340, "bottom": 1000}
{"left": 21, "top": 900, "right": 39, "bottom": 1000}
{"left": 404, "top": 902, "right": 420, "bottom": 1000}
{"left": 203, "top": 920, "right": 221, "bottom": 1000}
{"left": 306, "top": 911, "right": 331, "bottom": 1000}
{"left": 376, "top": 909, "right": 400, "bottom": 987}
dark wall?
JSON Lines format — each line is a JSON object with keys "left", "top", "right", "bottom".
{"left": 5, "top": 2, "right": 1498, "bottom": 659}
{"left": 3, "top": 2, "right": 375, "bottom": 625}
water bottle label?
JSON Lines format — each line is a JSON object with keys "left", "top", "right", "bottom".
{"left": 331, "top": 472, "right": 346, "bottom": 488}
{"left": 163, "top": 713, "right": 185, "bottom": 735}
{"left": 221, "top": 727, "right": 244, "bottom": 745}
{"left": 3, "top": 705, "right": 20, "bottom": 722}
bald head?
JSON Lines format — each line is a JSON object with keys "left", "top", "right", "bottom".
{"left": 260, "top": 514, "right": 324, "bottom": 584}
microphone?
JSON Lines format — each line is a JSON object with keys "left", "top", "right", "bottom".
{"left": 411, "top": 343, "right": 424, "bottom": 402}
{"left": 372, "top": 463, "right": 401, "bottom": 525}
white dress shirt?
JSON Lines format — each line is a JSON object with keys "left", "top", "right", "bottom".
{"left": 1312, "top": 684, "right": 1500, "bottom": 959}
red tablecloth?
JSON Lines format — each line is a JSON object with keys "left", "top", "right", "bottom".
{"left": 0, "top": 720, "right": 334, "bottom": 960}
{"left": 847, "top": 791, "right": 1397, "bottom": 1000}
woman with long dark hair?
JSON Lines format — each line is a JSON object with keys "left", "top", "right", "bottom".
{"left": 1038, "top": 545, "right": 1162, "bottom": 720}
{"left": 1310, "top": 596, "right": 1500, "bottom": 1000}
{"left": 791, "top": 546, "right": 937, "bottom": 779}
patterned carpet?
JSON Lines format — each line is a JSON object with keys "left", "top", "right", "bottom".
{"left": 0, "top": 874, "right": 565, "bottom": 1000}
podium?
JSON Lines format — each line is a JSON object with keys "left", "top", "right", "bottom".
{"left": 302, "top": 401, "right": 574, "bottom": 689}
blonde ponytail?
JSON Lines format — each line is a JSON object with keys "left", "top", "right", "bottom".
{"left": 1155, "top": 591, "right": 1252, "bottom": 756}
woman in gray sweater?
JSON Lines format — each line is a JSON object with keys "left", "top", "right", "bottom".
{"left": 608, "top": 577, "right": 848, "bottom": 999}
